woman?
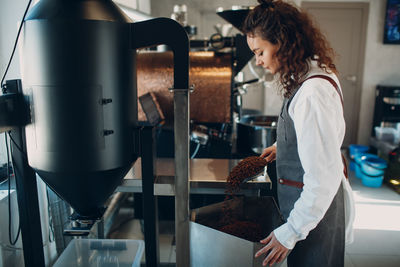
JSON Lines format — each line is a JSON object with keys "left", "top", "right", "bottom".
{"left": 242, "top": 1, "right": 355, "bottom": 266}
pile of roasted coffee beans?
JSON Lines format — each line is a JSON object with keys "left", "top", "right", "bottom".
{"left": 217, "top": 156, "right": 267, "bottom": 242}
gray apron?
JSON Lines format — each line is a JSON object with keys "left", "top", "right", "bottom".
{"left": 276, "top": 85, "right": 345, "bottom": 267}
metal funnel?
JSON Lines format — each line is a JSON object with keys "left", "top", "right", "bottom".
{"left": 36, "top": 167, "right": 132, "bottom": 218}
{"left": 216, "top": 6, "right": 253, "bottom": 32}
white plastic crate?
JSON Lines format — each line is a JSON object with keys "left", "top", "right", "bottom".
{"left": 53, "top": 239, "right": 144, "bottom": 267}
{"left": 375, "top": 126, "right": 400, "bottom": 144}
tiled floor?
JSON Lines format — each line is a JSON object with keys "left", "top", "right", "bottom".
{"left": 109, "top": 169, "right": 400, "bottom": 266}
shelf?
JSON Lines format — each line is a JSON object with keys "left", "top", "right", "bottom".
{"left": 117, "top": 158, "right": 271, "bottom": 196}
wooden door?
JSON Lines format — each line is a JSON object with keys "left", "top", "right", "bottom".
{"left": 302, "top": 2, "right": 369, "bottom": 147}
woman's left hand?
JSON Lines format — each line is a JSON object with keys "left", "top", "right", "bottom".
{"left": 255, "top": 232, "right": 289, "bottom": 266}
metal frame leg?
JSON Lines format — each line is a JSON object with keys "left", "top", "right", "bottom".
{"left": 10, "top": 127, "right": 45, "bottom": 267}
{"left": 173, "top": 89, "right": 190, "bottom": 267}
{"left": 140, "top": 125, "right": 159, "bottom": 267}
{"left": 97, "top": 219, "right": 104, "bottom": 239}
{"left": 7, "top": 81, "right": 45, "bottom": 267}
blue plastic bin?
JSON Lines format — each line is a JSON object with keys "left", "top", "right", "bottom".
{"left": 355, "top": 153, "right": 376, "bottom": 178}
{"left": 349, "top": 145, "right": 369, "bottom": 171}
{"left": 360, "top": 155, "right": 387, "bottom": 188}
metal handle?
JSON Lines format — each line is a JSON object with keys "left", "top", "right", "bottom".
{"left": 345, "top": 75, "right": 357, "bottom": 83}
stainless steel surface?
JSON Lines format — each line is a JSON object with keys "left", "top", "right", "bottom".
{"left": 137, "top": 51, "right": 232, "bottom": 123}
{"left": 237, "top": 115, "right": 278, "bottom": 154}
{"left": 190, "top": 196, "right": 285, "bottom": 267}
{"left": 173, "top": 89, "right": 190, "bottom": 267}
{"left": 118, "top": 158, "right": 271, "bottom": 195}
{"left": 122, "top": 158, "right": 272, "bottom": 182}
{"left": 190, "top": 222, "right": 258, "bottom": 267}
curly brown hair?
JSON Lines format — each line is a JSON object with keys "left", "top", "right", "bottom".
{"left": 242, "top": 0, "right": 337, "bottom": 97}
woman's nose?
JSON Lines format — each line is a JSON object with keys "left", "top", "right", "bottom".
{"left": 256, "top": 57, "right": 263, "bottom": 66}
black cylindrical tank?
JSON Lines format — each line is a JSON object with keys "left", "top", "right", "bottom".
{"left": 19, "top": 0, "right": 137, "bottom": 217}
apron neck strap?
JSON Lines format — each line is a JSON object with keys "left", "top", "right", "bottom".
{"left": 301, "top": 75, "right": 344, "bottom": 109}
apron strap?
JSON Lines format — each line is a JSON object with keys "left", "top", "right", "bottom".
{"left": 341, "top": 154, "right": 349, "bottom": 179}
{"left": 302, "top": 74, "right": 344, "bottom": 109}
{"left": 278, "top": 178, "right": 304, "bottom": 189}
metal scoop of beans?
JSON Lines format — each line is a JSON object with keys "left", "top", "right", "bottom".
{"left": 227, "top": 156, "right": 267, "bottom": 185}
{"left": 241, "top": 166, "right": 267, "bottom": 183}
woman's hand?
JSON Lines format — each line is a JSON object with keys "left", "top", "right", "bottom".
{"left": 260, "top": 146, "right": 276, "bottom": 163}
{"left": 255, "top": 232, "right": 289, "bottom": 266}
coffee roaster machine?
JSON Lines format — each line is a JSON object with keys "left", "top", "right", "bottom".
{"left": 137, "top": 6, "right": 261, "bottom": 159}
{"left": 0, "top": 0, "right": 192, "bottom": 266}
{"left": 132, "top": 4, "right": 280, "bottom": 217}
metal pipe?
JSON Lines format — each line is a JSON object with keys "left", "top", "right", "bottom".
{"left": 131, "top": 18, "right": 190, "bottom": 267}
{"left": 131, "top": 18, "right": 189, "bottom": 90}
{"left": 140, "top": 125, "right": 159, "bottom": 266}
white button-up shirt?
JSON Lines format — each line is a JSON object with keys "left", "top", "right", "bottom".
{"left": 273, "top": 62, "right": 355, "bottom": 249}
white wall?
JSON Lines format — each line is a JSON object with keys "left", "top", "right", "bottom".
{"left": 0, "top": 0, "right": 25, "bottom": 81}
{"left": 357, "top": 0, "right": 400, "bottom": 145}
{"left": 294, "top": 0, "right": 400, "bottom": 145}
{"left": 114, "top": 0, "right": 151, "bottom": 14}
{"left": 0, "top": 0, "right": 28, "bottom": 165}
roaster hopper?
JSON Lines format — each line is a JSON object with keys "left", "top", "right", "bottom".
{"left": 190, "top": 196, "right": 285, "bottom": 267}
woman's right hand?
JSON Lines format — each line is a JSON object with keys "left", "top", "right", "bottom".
{"left": 260, "top": 145, "right": 276, "bottom": 163}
